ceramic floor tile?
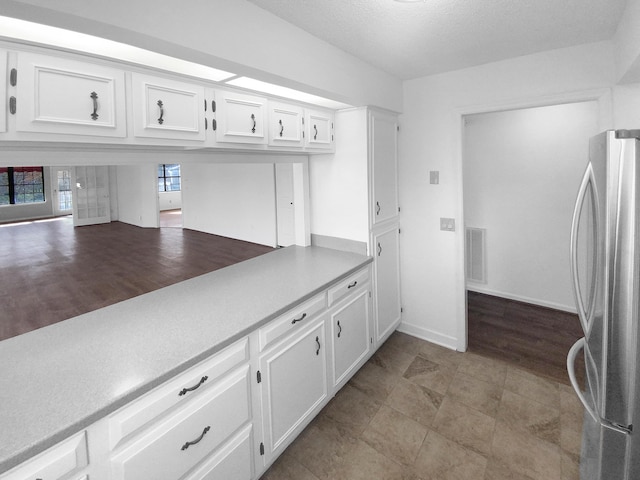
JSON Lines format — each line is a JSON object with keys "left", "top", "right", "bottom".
{"left": 414, "top": 430, "right": 488, "bottom": 480}
{"left": 418, "top": 341, "right": 464, "bottom": 369}
{"left": 457, "top": 352, "right": 508, "bottom": 387}
{"left": 446, "top": 371, "right": 503, "bottom": 417}
{"left": 403, "top": 354, "right": 457, "bottom": 395}
{"left": 431, "top": 396, "right": 496, "bottom": 456}
{"left": 335, "top": 440, "right": 425, "bottom": 480}
{"left": 260, "top": 451, "right": 320, "bottom": 480}
{"left": 491, "top": 420, "right": 562, "bottom": 480}
{"left": 286, "top": 416, "right": 357, "bottom": 480}
{"left": 371, "top": 340, "right": 418, "bottom": 376}
{"left": 382, "top": 332, "right": 428, "bottom": 356}
{"left": 483, "top": 459, "right": 537, "bottom": 480}
{"left": 385, "top": 377, "right": 443, "bottom": 427}
{"left": 497, "top": 389, "right": 561, "bottom": 445}
{"left": 505, "top": 366, "right": 561, "bottom": 409}
{"left": 561, "top": 448, "right": 581, "bottom": 480}
{"left": 322, "top": 383, "right": 382, "bottom": 436}
{"left": 349, "top": 360, "right": 400, "bottom": 403}
{"left": 361, "top": 405, "right": 428, "bottom": 466}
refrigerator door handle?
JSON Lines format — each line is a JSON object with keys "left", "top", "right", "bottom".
{"left": 570, "top": 163, "right": 599, "bottom": 334}
{"left": 567, "top": 337, "right": 633, "bottom": 436}
{"left": 567, "top": 337, "right": 600, "bottom": 424}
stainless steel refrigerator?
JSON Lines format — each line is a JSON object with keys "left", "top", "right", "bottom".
{"left": 567, "top": 129, "right": 640, "bottom": 479}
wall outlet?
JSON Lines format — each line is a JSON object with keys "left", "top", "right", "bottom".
{"left": 440, "top": 217, "right": 455, "bottom": 231}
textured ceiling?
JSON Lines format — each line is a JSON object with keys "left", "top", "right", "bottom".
{"left": 246, "top": 0, "right": 627, "bottom": 80}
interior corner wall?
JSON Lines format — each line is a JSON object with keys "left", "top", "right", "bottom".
{"left": 462, "top": 102, "right": 599, "bottom": 311}
{"left": 309, "top": 108, "right": 370, "bottom": 245}
{"left": 116, "top": 164, "right": 158, "bottom": 228}
{"left": 181, "top": 162, "right": 277, "bottom": 247}
{"left": 398, "top": 41, "right": 616, "bottom": 349}
{"left": 2, "top": 0, "right": 402, "bottom": 112}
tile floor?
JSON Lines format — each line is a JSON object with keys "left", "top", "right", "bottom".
{"left": 260, "top": 331, "right": 584, "bottom": 480}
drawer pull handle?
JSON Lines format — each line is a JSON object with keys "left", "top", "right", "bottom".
{"left": 251, "top": 113, "right": 256, "bottom": 133}
{"left": 347, "top": 281, "right": 358, "bottom": 289}
{"left": 157, "top": 100, "right": 164, "bottom": 125}
{"left": 337, "top": 321, "right": 342, "bottom": 338}
{"left": 316, "top": 336, "right": 321, "bottom": 355}
{"left": 181, "top": 426, "right": 210, "bottom": 450}
{"left": 90, "top": 91, "right": 99, "bottom": 120}
{"left": 291, "top": 313, "right": 307, "bottom": 324}
{"left": 178, "top": 375, "right": 208, "bottom": 396}
{"left": 279, "top": 119, "right": 284, "bottom": 137}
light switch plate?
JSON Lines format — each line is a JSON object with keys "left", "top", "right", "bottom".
{"left": 430, "top": 171, "right": 439, "bottom": 184}
{"left": 440, "top": 217, "right": 455, "bottom": 231}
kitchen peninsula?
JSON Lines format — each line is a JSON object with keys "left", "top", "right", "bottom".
{"left": 0, "top": 246, "right": 373, "bottom": 479}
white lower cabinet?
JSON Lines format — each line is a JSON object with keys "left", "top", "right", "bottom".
{"left": 0, "top": 433, "right": 88, "bottom": 480}
{"left": 330, "top": 287, "right": 371, "bottom": 389}
{"left": 110, "top": 366, "right": 251, "bottom": 480}
{"left": 372, "top": 224, "right": 402, "bottom": 343}
{"left": 258, "top": 316, "right": 328, "bottom": 462}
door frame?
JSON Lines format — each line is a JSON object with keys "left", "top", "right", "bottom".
{"left": 453, "top": 87, "right": 613, "bottom": 352}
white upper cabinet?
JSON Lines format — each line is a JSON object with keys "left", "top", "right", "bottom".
{"left": 0, "top": 50, "right": 7, "bottom": 133}
{"left": 370, "top": 110, "right": 399, "bottom": 225}
{"left": 215, "top": 90, "right": 268, "bottom": 145}
{"left": 15, "top": 52, "right": 126, "bottom": 137}
{"left": 305, "top": 108, "right": 334, "bottom": 150}
{"left": 131, "top": 73, "right": 205, "bottom": 141}
{"left": 268, "top": 101, "right": 304, "bottom": 147}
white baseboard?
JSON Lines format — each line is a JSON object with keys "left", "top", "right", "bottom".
{"left": 397, "top": 322, "right": 459, "bottom": 351}
{"left": 466, "top": 286, "right": 577, "bottom": 314}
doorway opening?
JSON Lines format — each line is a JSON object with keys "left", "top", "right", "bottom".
{"left": 158, "top": 163, "right": 182, "bottom": 228}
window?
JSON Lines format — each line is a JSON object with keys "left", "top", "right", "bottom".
{"left": 158, "top": 164, "right": 181, "bottom": 192}
{"left": 0, "top": 167, "right": 45, "bottom": 205}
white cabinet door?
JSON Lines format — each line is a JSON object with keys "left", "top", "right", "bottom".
{"left": 72, "top": 166, "right": 111, "bottom": 226}
{"left": 268, "top": 101, "right": 303, "bottom": 147}
{"left": 373, "top": 224, "right": 402, "bottom": 343}
{"left": 259, "top": 317, "right": 328, "bottom": 461}
{"left": 370, "top": 110, "right": 399, "bottom": 225}
{"left": 215, "top": 90, "right": 267, "bottom": 144}
{"left": 131, "top": 73, "right": 205, "bottom": 141}
{"left": 16, "top": 52, "right": 126, "bottom": 137}
{"left": 305, "top": 108, "right": 334, "bottom": 150}
{"left": 330, "top": 288, "right": 371, "bottom": 389}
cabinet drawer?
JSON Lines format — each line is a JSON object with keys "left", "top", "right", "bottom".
{"left": 109, "top": 338, "right": 249, "bottom": 450}
{"left": 183, "top": 425, "right": 253, "bottom": 480}
{"left": 258, "top": 294, "right": 326, "bottom": 352}
{"left": 0, "top": 432, "right": 87, "bottom": 480}
{"left": 327, "top": 267, "right": 370, "bottom": 307}
{"left": 111, "top": 366, "right": 251, "bottom": 480}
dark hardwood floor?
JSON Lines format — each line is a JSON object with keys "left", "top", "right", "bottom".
{"left": 0, "top": 215, "right": 273, "bottom": 341}
{"left": 467, "top": 290, "right": 584, "bottom": 386}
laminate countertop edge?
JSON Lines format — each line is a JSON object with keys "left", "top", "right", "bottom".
{"left": 0, "top": 245, "right": 372, "bottom": 474}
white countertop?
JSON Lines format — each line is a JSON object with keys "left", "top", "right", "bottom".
{"left": 0, "top": 245, "right": 371, "bottom": 473}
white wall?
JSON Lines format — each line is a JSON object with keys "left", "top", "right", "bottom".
{"left": 181, "top": 163, "right": 277, "bottom": 247}
{"left": 159, "top": 191, "right": 182, "bottom": 211}
{"left": 309, "top": 108, "right": 370, "bottom": 244}
{"left": 3, "top": 0, "right": 402, "bottom": 112}
{"left": 399, "top": 41, "right": 619, "bottom": 350}
{"left": 116, "top": 164, "right": 158, "bottom": 228}
{"left": 463, "top": 102, "right": 599, "bottom": 311}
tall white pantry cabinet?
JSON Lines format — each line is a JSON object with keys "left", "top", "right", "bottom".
{"left": 312, "top": 106, "right": 402, "bottom": 346}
